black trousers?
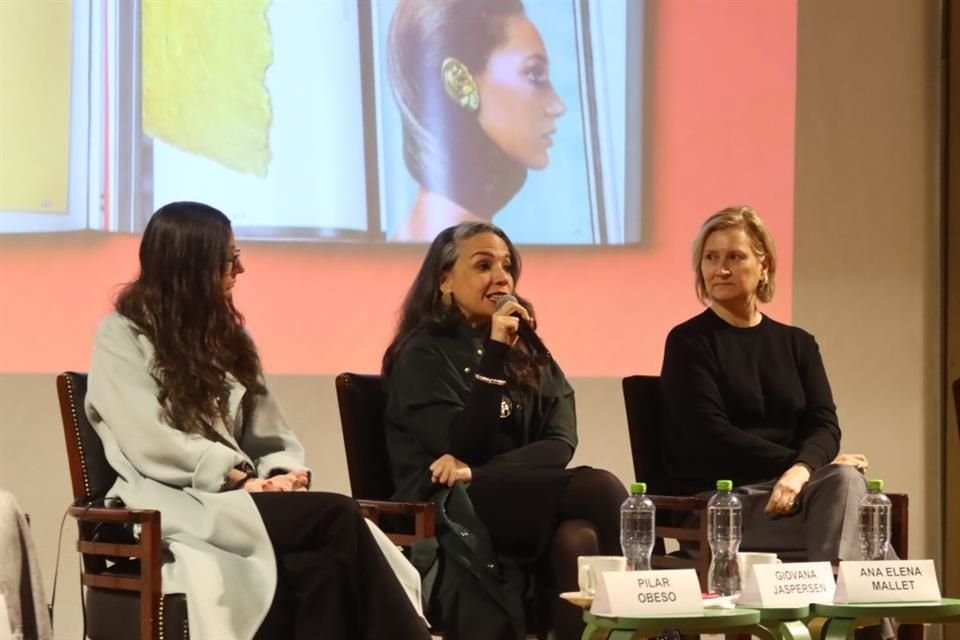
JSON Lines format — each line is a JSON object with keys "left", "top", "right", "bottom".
{"left": 250, "top": 491, "right": 430, "bottom": 640}
{"left": 433, "top": 466, "right": 626, "bottom": 640}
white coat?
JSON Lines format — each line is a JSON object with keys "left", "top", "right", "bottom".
{"left": 86, "top": 313, "right": 424, "bottom": 639}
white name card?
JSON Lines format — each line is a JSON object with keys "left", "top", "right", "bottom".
{"left": 835, "top": 560, "right": 941, "bottom": 604}
{"left": 590, "top": 569, "right": 703, "bottom": 617}
{"left": 738, "top": 561, "right": 835, "bottom": 607}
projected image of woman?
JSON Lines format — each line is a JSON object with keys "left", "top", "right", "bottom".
{"left": 85, "top": 202, "right": 431, "bottom": 640}
{"left": 387, "top": 0, "right": 566, "bottom": 241}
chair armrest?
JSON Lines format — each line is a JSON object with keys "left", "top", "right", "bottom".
{"left": 68, "top": 504, "right": 160, "bottom": 525}
{"left": 886, "top": 492, "right": 909, "bottom": 558}
{"left": 357, "top": 499, "right": 436, "bottom": 546}
{"left": 357, "top": 499, "right": 434, "bottom": 516}
{"left": 647, "top": 495, "right": 709, "bottom": 544}
{"left": 649, "top": 495, "right": 709, "bottom": 511}
{"left": 67, "top": 503, "right": 164, "bottom": 597}
{"left": 645, "top": 495, "right": 712, "bottom": 590}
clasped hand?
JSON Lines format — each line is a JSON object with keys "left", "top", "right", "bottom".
{"left": 765, "top": 452, "right": 870, "bottom": 515}
{"left": 429, "top": 454, "right": 472, "bottom": 487}
{"left": 765, "top": 463, "right": 810, "bottom": 515}
{"left": 244, "top": 470, "right": 310, "bottom": 493}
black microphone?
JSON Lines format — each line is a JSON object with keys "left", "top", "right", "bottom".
{"left": 495, "top": 294, "right": 551, "bottom": 363}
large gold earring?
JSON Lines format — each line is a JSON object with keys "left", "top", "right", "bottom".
{"left": 441, "top": 290, "right": 453, "bottom": 308}
{"left": 441, "top": 57, "right": 480, "bottom": 112}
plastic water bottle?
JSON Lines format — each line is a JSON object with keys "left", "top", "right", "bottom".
{"left": 858, "top": 478, "right": 891, "bottom": 560}
{"left": 707, "top": 479, "right": 742, "bottom": 596}
{"left": 620, "top": 482, "right": 656, "bottom": 571}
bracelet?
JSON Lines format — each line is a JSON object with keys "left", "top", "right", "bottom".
{"left": 474, "top": 373, "right": 507, "bottom": 386}
{"left": 223, "top": 467, "right": 256, "bottom": 491}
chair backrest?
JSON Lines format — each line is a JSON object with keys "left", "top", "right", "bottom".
{"left": 335, "top": 372, "right": 394, "bottom": 501}
{"left": 57, "top": 371, "right": 117, "bottom": 504}
{"left": 621, "top": 374, "right": 671, "bottom": 494}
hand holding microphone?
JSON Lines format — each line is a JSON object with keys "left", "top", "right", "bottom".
{"left": 493, "top": 294, "right": 551, "bottom": 362}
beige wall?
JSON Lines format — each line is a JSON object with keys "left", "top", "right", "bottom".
{"left": 794, "top": 0, "right": 943, "bottom": 562}
{"left": 0, "top": 0, "right": 948, "bottom": 638}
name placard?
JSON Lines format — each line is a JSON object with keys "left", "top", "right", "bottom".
{"left": 835, "top": 560, "right": 941, "bottom": 604}
{"left": 738, "top": 561, "right": 835, "bottom": 607}
{"left": 590, "top": 569, "right": 703, "bottom": 617}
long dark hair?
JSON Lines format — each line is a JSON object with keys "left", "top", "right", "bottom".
{"left": 387, "top": 0, "right": 527, "bottom": 217}
{"left": 116, "top": 201, "right": 265, "bottom": 436}
{"left": 383, "top": 222, "right": 540, "bottom": 389}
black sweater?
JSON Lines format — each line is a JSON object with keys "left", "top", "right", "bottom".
{"left": 659, "top": 308, "right": 841, "bottom": 494}
{"left": 384, "top": 322, "right": 577, "bottom": 501}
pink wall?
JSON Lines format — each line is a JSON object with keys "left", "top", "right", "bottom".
{"left": 0, "top": 0, "right": 796, "bottom": 376}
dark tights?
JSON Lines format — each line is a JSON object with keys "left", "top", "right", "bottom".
{"left": 548, "top": 469, "right": 626, "bottom": 640}
{"left": 471, "top": 467, "right": 626, "bottom": 640}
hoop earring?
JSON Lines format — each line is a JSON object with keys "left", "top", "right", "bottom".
{"left": 441, "top": 290, "right": 453, "bottom": 308}
{"left": 441, "top": 57, "right": 480, "bottom": 112}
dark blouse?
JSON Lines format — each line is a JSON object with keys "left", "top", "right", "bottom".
{"left": 385, "top": 322, "right": 578, "bottom": 501}
{"left": 660, "top": 308, "right": 841, "bottom": 495}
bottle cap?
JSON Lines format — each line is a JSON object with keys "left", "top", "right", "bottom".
{"left": 866, "top": 479, "right": 884, "bottom": 491}
{"left": 716, "top": 479, "right": 733, "bottom": 491}
{"left": 630, "top": 482, "right": 647, "bottom": 494}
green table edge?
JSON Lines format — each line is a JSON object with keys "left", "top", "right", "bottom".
{"left": 583, "top": 607, "right": 762, "bottom": 631}
{"left": 812, "top": 597, "right": 960, "bottom": 619}
{"left": 738, "top": 604, "right": 812, "bottom": 621}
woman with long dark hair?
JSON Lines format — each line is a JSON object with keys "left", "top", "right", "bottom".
{"left": 387, "top": 0, "right": 566, "bottom": 240}
{"left": 383, "top": 222, "right": 626, "bottom": 640}
{"left": 86, "top": 201, "right": 430, "bottom": 640}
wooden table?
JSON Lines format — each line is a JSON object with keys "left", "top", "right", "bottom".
{"left": 811, "top": 598, "right": 960, "bottom": 640}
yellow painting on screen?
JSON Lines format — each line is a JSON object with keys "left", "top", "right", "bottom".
{"left": 142, "top": 0, "right": 273, "bottom": 176}
{"left": 0, "top": 0, "right": 72, "bottom": 213}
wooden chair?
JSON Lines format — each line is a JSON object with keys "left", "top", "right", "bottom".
{"left": 57, "top": 371, "right": 188, "bottom": 640}
{"left": 60, "top": 370, "right": 413, "bottom": 640}
{"left": 59, "top": 372, "right": 309, "bottom": 639}
{"left": 621, "top": 375, "right": 912, "bottom": 590}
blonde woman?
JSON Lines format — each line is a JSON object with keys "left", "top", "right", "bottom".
{"left": 660, "top": 205, "right": 871, "bottom": 562}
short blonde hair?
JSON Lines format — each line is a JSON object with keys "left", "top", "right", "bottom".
{"left": 692, "top": 205, "right": 777, "bottom": 304}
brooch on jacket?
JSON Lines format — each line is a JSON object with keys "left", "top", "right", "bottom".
{"left": 500, "top": 395, "right": 512, "bottom": 419}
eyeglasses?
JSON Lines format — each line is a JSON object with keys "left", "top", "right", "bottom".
{"left": 226, "top": 251, "right": 243, "bottom": 273}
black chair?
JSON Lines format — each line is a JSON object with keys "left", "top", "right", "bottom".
{"left": 335, "top": 372, "right": 546, "bottom": 638}
{"left": 622, "top": 374, "right": 712, "bottom": 589}
{"left": 334, "top": 372, "right": 436, "bottom": 545}
{"left": 622, "top": 375, "right": 913, "bottom": 590}
{"left": 57, "top": 371, "right": 188, "bottom": 640}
